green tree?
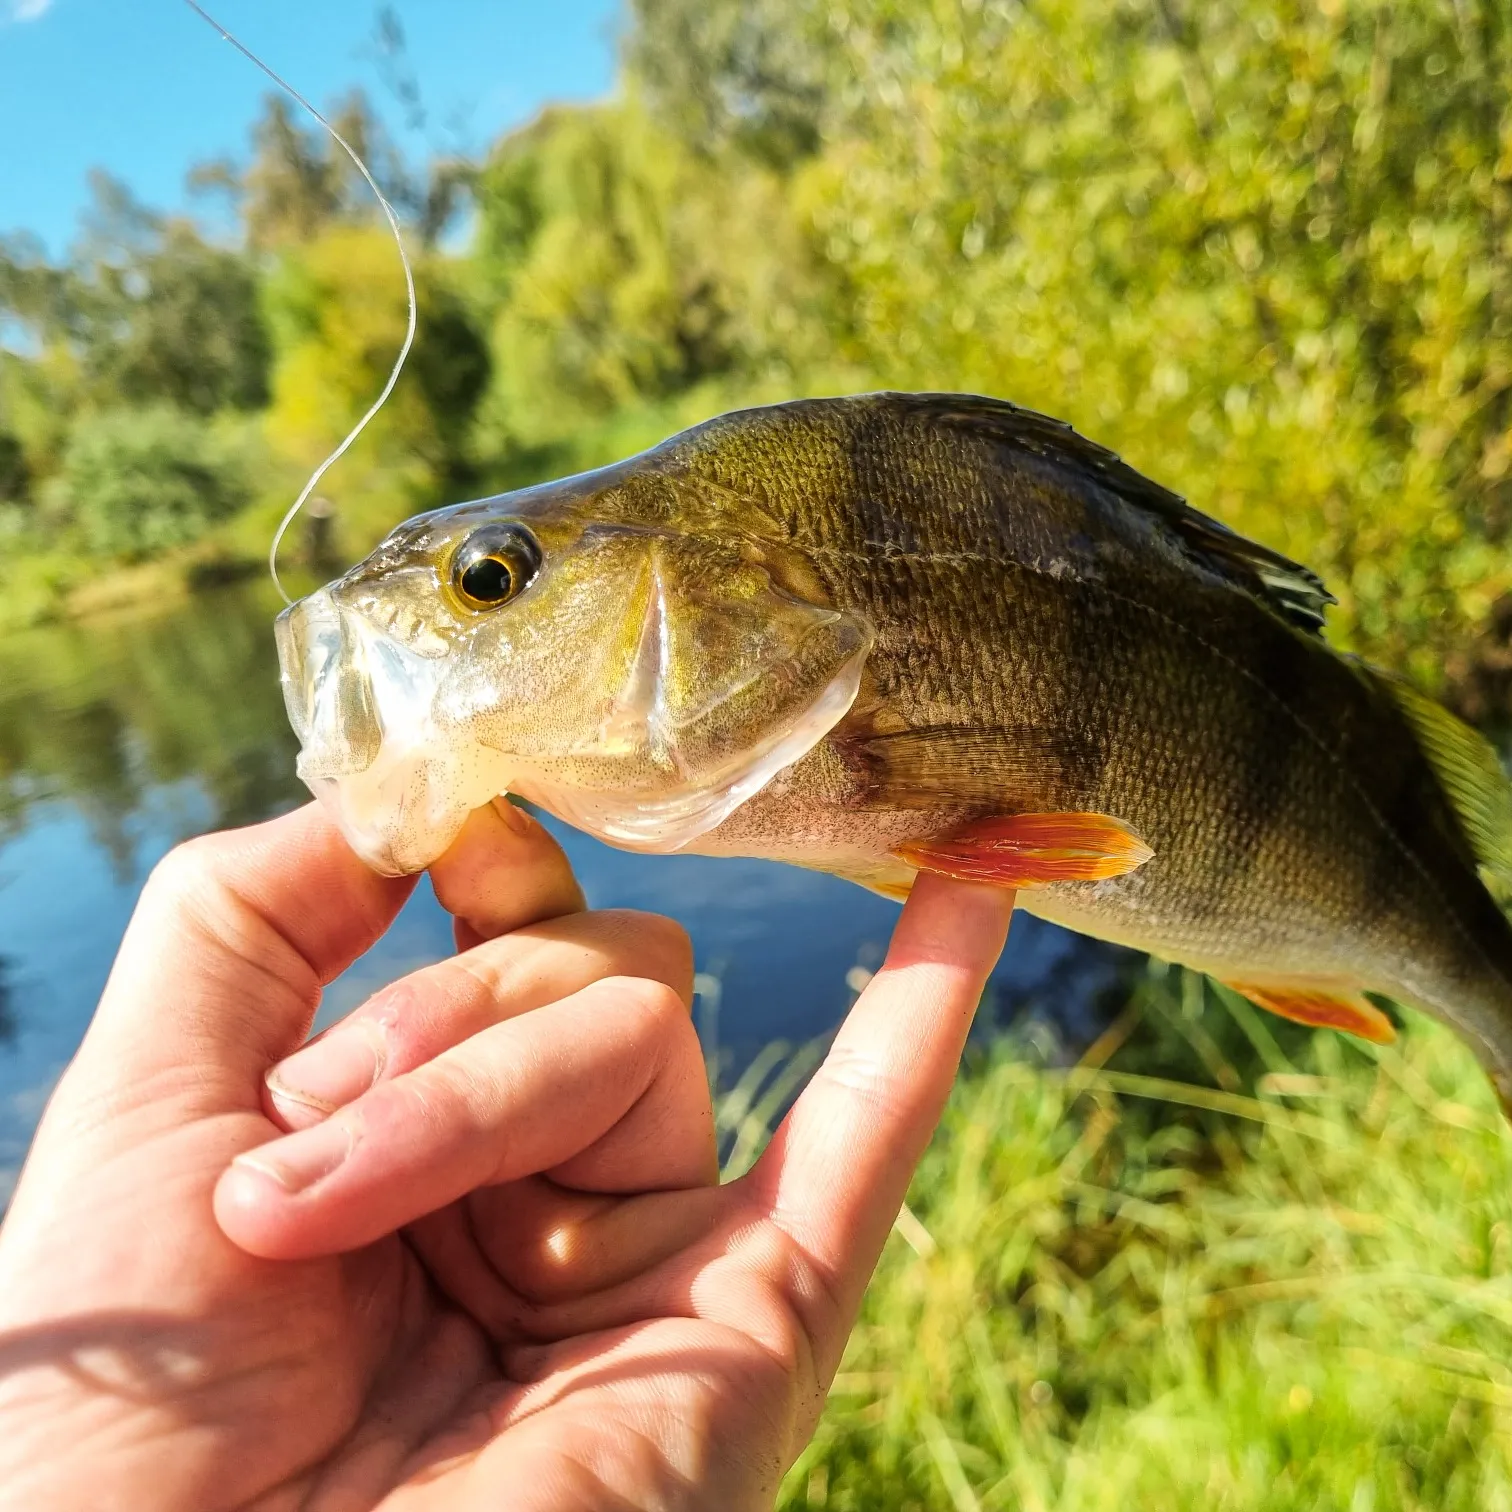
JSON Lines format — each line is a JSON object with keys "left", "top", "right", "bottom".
{"left": 54, "top": 405, "right": 253, "bottom": 558}
{"left": 2, "top": 175, "right": 271, "bottom": 435}
{"left": 627, "top": 0, "right": 829, "bottom": 164}
{"left": 82, "top": 221, "right": 270, "bottom": 415}
{"left": 469, "top": 99, "right": 827, "bottom": 459}
{"left": 0, "top": 429, "right": 27, "bottom": 505}
{"left": 263, "top": 224, "right": 489, "bottom": 492}
{"left": 198, "top": 90, "right": 467, "bottom": 253}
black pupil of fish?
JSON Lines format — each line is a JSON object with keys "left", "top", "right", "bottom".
{"left": 460, "top": 555, "right": 516, "bottom": 604}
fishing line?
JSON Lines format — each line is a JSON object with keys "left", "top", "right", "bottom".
{"left": 181, "top": 0, "right": 417, "bottom": 605}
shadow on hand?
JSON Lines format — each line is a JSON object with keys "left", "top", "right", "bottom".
{"left": 0, "top": 1310, "right": 240, "bottom": 1404}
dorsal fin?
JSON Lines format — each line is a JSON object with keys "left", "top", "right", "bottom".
{"left": 1376, "top": 669, "right": 1512, "bottom": 908}
{"left": 891, "top": 392, "right": 1336, "bottom": 636}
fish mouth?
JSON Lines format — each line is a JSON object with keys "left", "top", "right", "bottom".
{"left": 275, "top": 588, "right": 509, "bottom": 874}
{"left": 276, "top": 589, "right": 384, "bottom": 781}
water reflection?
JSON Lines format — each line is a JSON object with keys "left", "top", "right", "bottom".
{"left": 0, "top": 582, "right": 1136, "bottom": 1199}
{"left": 0, "top": 583, "right": 303, "bottom": 874}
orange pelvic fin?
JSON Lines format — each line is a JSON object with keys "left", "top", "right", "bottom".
{"left": 893, "top": 812, "right": 1154, "bottom": 889}
{"left": 1221, "top": 981, "right": 1397, "bottom": 1045}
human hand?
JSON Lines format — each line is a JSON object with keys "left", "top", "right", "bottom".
{"left": 0, "top": 800, "right": 1012, "bottom": 1511}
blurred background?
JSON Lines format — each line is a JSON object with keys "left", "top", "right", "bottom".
{"left": 4, "top": 0, "right": 1512, "bottom": 1505}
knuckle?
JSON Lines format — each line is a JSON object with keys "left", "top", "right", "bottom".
{"left": 600, "top": 974, "right": 689, "bottom": 1035}
{"left": 137, "top": 835, "right": 255, "bottom": 957}
{"left": 594, "top": 911, "right": 695, "bottom": 1003}
{"left": 641, "top": 914, "right": 696, "bottom": 999}
{"left": 143, "top": 832, "right": 231, "bottom": 908}
{"left": 405, "top": 1054, "right": 497, "bottom": 1129}
{"left": 809, "top": 1044, "right": 908, "bottom": 1123}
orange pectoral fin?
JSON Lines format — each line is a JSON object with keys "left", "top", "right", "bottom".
{"left": 893, "top": 812, "right": 1154, "bottom": 890}
{"left": 1221, "top": 981, "right": 1397, "bottom": 1045}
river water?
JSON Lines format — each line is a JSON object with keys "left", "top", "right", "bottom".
{"left": 0, "top": 580, "right": 1133, "bottom": 1199}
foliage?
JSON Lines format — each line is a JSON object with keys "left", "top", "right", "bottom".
{"left": 81, "top": 222, "right": 270, "bottom": 416}
{"left": 4, "top": 175, "right": 271, "bottom": 421}
{"left": 53, "top": 405, "right": 255, "bottom": 559}
{"left": 468, "top": 101, "right": 819, "bottom": 458}
{"left": 775, "top": 972, "right": 1512, "bottom": 1509}
{"left": 627, "top": 0, "right": 830, "bottom": 164}
{"left": 199, "top": 92, "right": 414, "bottom": 253}
{"left": 0, "top": 428, "right": 26, "bottom": 504}
{"left": 0, "top": 343, "right": 78, "bottom": 492}
{"left": 262, "top": 225, "right": 489, "bottom": 494}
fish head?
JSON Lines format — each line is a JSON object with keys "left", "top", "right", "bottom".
{"left": 275, "top": 462, "right": 872, "bottom": 874}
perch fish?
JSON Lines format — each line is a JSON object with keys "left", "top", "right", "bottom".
{"left": 276, "top": 393, "right": 1512, "bottom": 1101}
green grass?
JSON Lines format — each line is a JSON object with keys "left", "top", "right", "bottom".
{"left": 769, "top": 969, "right": 1512, "bottom": 1510}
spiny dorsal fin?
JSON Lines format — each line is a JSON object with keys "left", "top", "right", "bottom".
{"left": 892, "top": 392, "right": 1336, "bottom": 636}
{"left": 1378, "top": 670, "right": 1512, "bottom": 908}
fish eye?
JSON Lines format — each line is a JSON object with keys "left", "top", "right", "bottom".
{"left": 452, "top": 523, "right": 542, "bottom": 610}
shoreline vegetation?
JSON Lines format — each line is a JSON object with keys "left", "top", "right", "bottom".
{"left": 4, "top": 0, "right": 1512, "bottom": 717}
{"left": 771, "top": 968, "right": 1512, "bottom": 1509}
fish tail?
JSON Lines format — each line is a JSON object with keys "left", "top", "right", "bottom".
{"left": 1381, "top": 672, "right": 1512, "bottom": 911}
{"left": 1376, "top": 670, "right": 1512, "bottom": 1108}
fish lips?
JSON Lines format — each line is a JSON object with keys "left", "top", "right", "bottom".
{"left": 276, "top": 588, "right": 499, "bottom": 874}
{"left": 277, "top": 589, "right": 388, "bottom": 780}
{"left": 274, "top": 571, "right": 876, "bottom": 876}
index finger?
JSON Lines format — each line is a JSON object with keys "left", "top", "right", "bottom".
{"left": 751, "top": 874, "right": 1013, "bottom": 1351}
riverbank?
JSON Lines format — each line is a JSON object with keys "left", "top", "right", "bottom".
{"left": 0, "top": 471, "right": 411, "bottom": 636}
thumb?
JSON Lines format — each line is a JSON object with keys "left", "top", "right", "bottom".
{"left": 83, "top": 804, "right": 413, "bottom": 1094}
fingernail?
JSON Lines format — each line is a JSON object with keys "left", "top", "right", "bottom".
{"left": 234, "top": 1117, "right": 355, "bottom": 1194}
{"left": 267, "top": 1018, "right": 386, "bottom": 1123}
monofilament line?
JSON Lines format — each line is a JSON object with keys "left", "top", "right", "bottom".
{"left": 181, "top": 0, "right": 418, "bottom": 606}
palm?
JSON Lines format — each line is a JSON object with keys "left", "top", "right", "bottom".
{"left": 72, "top": 1118, "right": 815, "bottom": 1509}
{"left": 0, "top": 1061, "right": 407, "bottom": 1502}
{"left": 337, "top": 1183, "right": 821, "bottom": 1511}
{"left": 0, "top": 997, "right": 805, "bottom": 1512}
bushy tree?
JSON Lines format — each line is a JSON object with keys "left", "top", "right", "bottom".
{"left": 2, "top": 178, "right": 271, "bottom": 432}
{"left": 627, "top": 0, "right": 830, "bottom": 164}
{"left": 468, "top": 99, "right": 831, "bottom": 459}
{"left": 263, "top": 225, "right": 489, "bottom": 489}
{"left": 82, "top": 222, "right": 271, "bottom": 415}
{"left": 55, "top": 406, "right": 253, "bottom": 558}
{"left": 0, "top": 429, "right": 27, "bottom": 505}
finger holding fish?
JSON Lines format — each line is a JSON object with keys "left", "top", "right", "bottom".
{"left": 430, "top": 797, "right": 585, "bottom": 949}
{"left": 419, "top": 874, "right": 1011, "bottom": 1379}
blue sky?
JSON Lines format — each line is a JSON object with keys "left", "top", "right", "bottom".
{"left": 0, "top": 0, "right": 622, "bottom": 255}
